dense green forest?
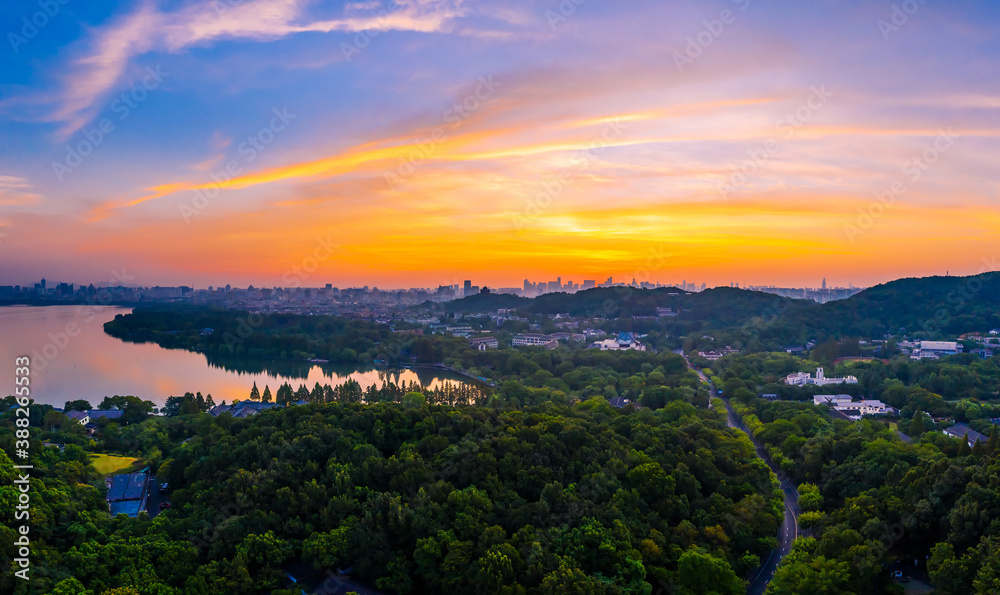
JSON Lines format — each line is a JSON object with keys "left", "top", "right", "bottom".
{"left": 103, "top": 307, "right": 397, "bottom": 363}
{"left": 707, "top": 354, "right": 1000, "bottom": 594}
{"left": 1, "top": 397, "right": 782, "bottom": 594}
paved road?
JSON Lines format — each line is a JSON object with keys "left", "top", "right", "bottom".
{"left": 675, "top": 349, "right": 799, "bottom": 595}
{"left": 722, "top": 395, "right": 800, "bottom": 595}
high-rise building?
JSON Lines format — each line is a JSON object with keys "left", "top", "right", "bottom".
{"left": 582, "top": 280, "right": 596, "bottom": 290}
{"left": 464, "top": 280, "right": 473, "bottom": 296}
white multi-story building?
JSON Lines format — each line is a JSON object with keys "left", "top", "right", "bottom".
{"left": 512, "top": 333, "right": 559, "bottom": 348}
{"left": 834, "top": 400, "right": 890, "bottom": 420}
{"left": 445, "top": 325, "right": 473, "bottom": 337}
{"left": 785, "top": 367, "right": 858, "bottom": 386}
{"left": 915, "top": 341, "right": 963, "bottom": 358}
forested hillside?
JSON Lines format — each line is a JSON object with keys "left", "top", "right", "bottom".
{"left": 763, "top": 273, "right": 1000, "bottom": 343}
{"left": 0, "top": 398, "right": 782, "bottom": 594}
{"left": 709, "top": 355, "right": 1000, "bottom": 594}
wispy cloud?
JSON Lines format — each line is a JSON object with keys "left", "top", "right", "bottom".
{"left": 0, "top": 175, "right": 42, "bottom": 207}
{"left": 42, "top": 0, "right": 469, "bottom": 139}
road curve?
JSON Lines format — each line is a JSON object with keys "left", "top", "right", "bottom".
{"left": 674, "top": 349, "right": 800, "bottom": 595}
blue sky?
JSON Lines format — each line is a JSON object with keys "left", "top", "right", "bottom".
{"left": 1, "top": 0, "right": 999, "bottom": 288}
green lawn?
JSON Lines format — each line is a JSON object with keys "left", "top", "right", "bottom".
{"left": 89, "top": 453, "right": 142, "bottom": 475}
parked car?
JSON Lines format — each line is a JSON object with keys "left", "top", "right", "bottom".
{"left": 159, "top": 502, "right": 171, "bottom": 509}
{"left": 159, "top": 482, "right": 168, "bottom": 493}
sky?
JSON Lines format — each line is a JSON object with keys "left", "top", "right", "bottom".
{"left": 1, "top": 0, "right": 999, "bottom": 290}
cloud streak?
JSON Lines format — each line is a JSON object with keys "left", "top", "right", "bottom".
{"left": 45, "top": 0, "right": 469, "bottom": 138}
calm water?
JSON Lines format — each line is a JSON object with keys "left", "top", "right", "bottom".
{"left": 0, "top": 305, "right": 467, "bottom": 408}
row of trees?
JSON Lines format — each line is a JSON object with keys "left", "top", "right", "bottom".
{"left": 244, "top": 379, "right": 493, "bottom": 408}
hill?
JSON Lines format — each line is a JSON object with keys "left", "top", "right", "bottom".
{"left": 438, "top": 272, "right": 1000, "bottom": 344}
{"left": 440, "top": 286, "right": 817, "bottom": 332}
{"left": 768, "top": 273, "right": 1000, "bottom": 342}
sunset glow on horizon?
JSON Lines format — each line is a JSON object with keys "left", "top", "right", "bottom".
{"left": 2, "top": 0, "right": 999, "bottom": 289}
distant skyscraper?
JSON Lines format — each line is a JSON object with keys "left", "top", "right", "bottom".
{"left": 463, "top": 280, "right": 472, "bottom": 296}
{"left": 822, "top": 278, "right": 827, "bottom": 290}
{"left": 582, "top": 280, "right": 596, "bottom": 290}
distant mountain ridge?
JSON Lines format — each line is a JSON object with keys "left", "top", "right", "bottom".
{"left": 439, "top": 272, "right": 1000, "bottom": 341}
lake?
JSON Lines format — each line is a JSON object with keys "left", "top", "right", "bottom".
{"left": 0, "top": 305, "right": 470, "bottom": 408}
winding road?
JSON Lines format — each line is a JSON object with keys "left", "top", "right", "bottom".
{"left": 675, "top": 349, "right": 800, "bottom": 595}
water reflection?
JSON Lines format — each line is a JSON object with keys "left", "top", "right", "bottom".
{"left": 0, "top": 305, "right": 469, "bottom": 407}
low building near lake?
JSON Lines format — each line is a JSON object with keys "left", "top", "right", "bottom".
{"left": 107, "top": 470, "right": 149, "bottom": 517}
{"left": 469, "top": 336, "right": 499, "bottom": 350}
{"left": 210, "top": 401, "right": 284, "bottom": 418}
{"left": 88, "top": 409, "right": 125, "bottom": 422}
{"left": 943, "top": 423, "right": 988, "bottom": 447}
{"left": 66, "top": 410, "right": 90, "bottom": 425}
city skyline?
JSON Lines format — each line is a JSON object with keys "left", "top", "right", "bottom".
{"left": 4, "top": 272, "right": 876, "bottom": 293}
